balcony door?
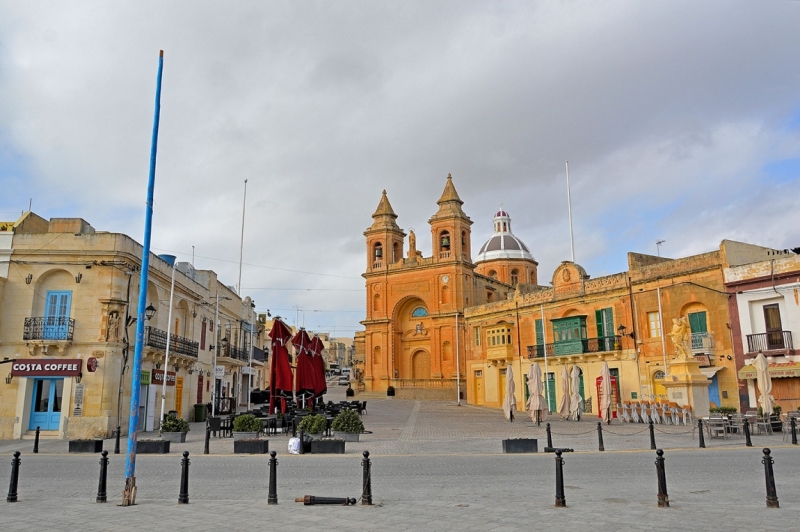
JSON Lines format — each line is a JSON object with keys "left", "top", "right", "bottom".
{"left": 688, "top": 311, "right": 708, "bottom": 351}
{"left": 763, "top": 304, "right": 784, "bottom": 350}
{"left": 44, "top": 291, "right": 71, "bottom": 340}
{"left": 595, "top": 308, "right": 614, "bottom": 351}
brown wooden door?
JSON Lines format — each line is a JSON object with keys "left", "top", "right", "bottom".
{"left": 763, "top": 304, "right": 784, "bottom": 349}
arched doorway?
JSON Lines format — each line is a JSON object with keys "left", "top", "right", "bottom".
{"left": 652, "top": 370, "right": 666, "bottom": 400}
{"left": 411, "top": 350, "right": 431, "bottom": 379}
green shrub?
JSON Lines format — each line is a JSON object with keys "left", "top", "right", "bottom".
{"left": 297, "top": 414, "right": 327, "bottom": 434}
{"left": 331, "top": 408, "right": 364, "bottom": 434}
{"left": 233, "top": 414, "right": 262, "bottom": 433}
{"left": 709, "top": 406, "right": 737, "bottom": 415}
{"left": 772, "top": 406, "right": 782, "bottom": 416}
{"left": 161, "top": 414, "right": 190, "bottom": 433}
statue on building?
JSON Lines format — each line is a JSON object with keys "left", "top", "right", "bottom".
{"left": 407, "top": 229, "right": 421, "bottom": 259}
{"left": 107, "top": 311, "right": 120, "bottom": 342}
{"left": 667, "top": 316, "right": 691, "bottom": 361}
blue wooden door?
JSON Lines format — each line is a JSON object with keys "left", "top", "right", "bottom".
{"left": 29, "top": 378, "right": 64, "bottom": 430}
{"left": 44, "top": 291, "right": 71, "bottom": 340}
{"left": 708, "top": 374, "right": 721, "bottom": 408}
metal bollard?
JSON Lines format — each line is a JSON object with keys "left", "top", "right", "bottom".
{"left": 655, "top": 449, "right": 669, "bottom": 508}
{"left": 597, "top": 422, "right": 605, "bottom": 452}
{"left": 762, "top": 448, "right": 779, "bottom": 508}
{"left": 743, "top": 417, "right": 752, "bottom": 447}
{"left": 6, "top": 451, "right": 21, "bottom": 503}
{"left": 698, "top": 420, "right": 705, "bottom": 448}
{"left": 204, "top": 423, "right": 211, "bottom": 455}
{"left": 299, "top": 430, "right": 305, "bottom": 454}
{"left": 361, "top": 451, "right": 372, "bottom": 505}
{"left": 296, "top": 495, "right": 357, "bottom": 505}
{"left": 791, "top": 418, "right": 797, "bottom": 446}
{"left": 178, "top": 451, "right": 190, "bottom": 504}
{"left": 546, "top": 423, "right": 553, "bottom": 449}
{"left": 648, "top": 420, "right": 656, "bottom": 450}
{"left": 554, "top": 449, "right": 566, "bottom": 508}
{"left": 96, "top": 451, "right": 109, "bottom": 503}
{"left": 114, "top": 425, "right": 121, "bottom": 455}
{"left": 268, "top": 451, "right": 278, "bottom": 505}
{"left": 33, "top": 427, "right": 40, "bottom": 454}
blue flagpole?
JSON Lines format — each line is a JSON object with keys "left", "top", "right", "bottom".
{"left": 122, "top": 50, "right": 164, "bottom": 506}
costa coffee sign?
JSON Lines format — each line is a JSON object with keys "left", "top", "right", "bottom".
{"left": 11, "top": 359, "right": 82, "bottom": 377}
{"left": 151, "top": 369, "right": 176, "bottom": 386}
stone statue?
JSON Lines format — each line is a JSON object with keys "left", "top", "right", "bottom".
{"left": 408, "top": 230, "right": 417, "bottom": 256}
{"left": 667, "top": 316, "right": 691, "bottom": 360}
{"left": 107, "top": 311, "right": 120, "bottom": 342}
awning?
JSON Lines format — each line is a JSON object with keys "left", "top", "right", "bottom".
{"left": 699, "top": 366, "right": 725, "bottom": 379}
{"left": 738, "top": 362, "right": 800, "bottom": 380}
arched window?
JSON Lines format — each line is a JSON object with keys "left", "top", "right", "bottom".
{"left": 461, "top": 230, "right": 466, "bottom": 247}
{"left": 440, "top": 231, "right": 451, "bottom": 251}
{"left": 530, "top": 271, "right": 536, "bottom": 284}
{"left": 373, "top": 242, "right": 383, "bottom": 259}
{"left": 510, "top": 269, "right": 519, "bottom": 286}
{"left": 392, "top": 242, "right": 399, "bottom": 262}
{"left": 441, "top": 285, "right": 450, "bottom": 304}
{"left": 412, "top": 307, "right": 428, "bottom": 317}
{"left": 488, "top": 270, "right": 497, "bottom": 279}
{"left": 442, "top": 341, "right": 452, "bottom": 361}
{"left": 653, "top": 370, "right": 665, "bottom": 381}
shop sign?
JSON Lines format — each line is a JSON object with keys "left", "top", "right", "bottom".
{"left": 140, "top": 370, "right": 151, "bottom": 385}
{"left": 73, "top": 384, "right": 85, "bottom": 417}
{"left": 11, "top": 359, "right": 82, "bottom": 377}
{"left": 241, "top": 367, "right": 254, "bottom": 375}
{"left": 152, "top": 369, "right": 176, "bottom": 386}
{"left": 215, "top": 365, "right": 225, "bottom": 379}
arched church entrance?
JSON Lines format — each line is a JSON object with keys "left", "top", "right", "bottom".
{"left": 412, "top": 350, "right": 431, "bottom": 379}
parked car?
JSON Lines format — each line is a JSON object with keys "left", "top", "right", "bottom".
{"left": 338, "top": 376, "right": 350, "bottom": 386}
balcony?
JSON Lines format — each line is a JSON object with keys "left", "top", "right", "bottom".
{"left": 527, "top": 335, "right": 621, "bottom": 358}
{"left": 372, "top": 261, "right": 383, "bottom": 269}
{"left": 746, "top": 331, "right": 794, "bottom": 354}
{"left": 439, "top": 251, "right": 451, "bottom": 259}
{"left": 219, "top": 343, "right": 250, "bottom": 362}
{"left": 487, "top": 344, "right": 515, "bottom": 362}
{"left": 24, "top": 317, "right": 75, "bottom": 342}
{"left": 691, "top": 332, "right": 715, "bottom": 355}
{"left": 143, "top": 326, "right": 198, "bottom": 358}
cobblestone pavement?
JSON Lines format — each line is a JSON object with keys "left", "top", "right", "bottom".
{"left": 2, "top": 393, "right": 798, "bottom": 530}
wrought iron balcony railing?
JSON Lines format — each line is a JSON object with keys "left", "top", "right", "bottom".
{"left": 220, "top": 344, "right": 249, "bottom": 362}
{"left": 746, "top": 331, "right": 793, "bottom": 353}
{"left": 143, "top": 326, "right": 199, "bottom": 358}
{"left": 527, "top": 335, "right": 621, "bottom": 358}
{"left": 23, "top": 317, "right": 75, "bottom": 341}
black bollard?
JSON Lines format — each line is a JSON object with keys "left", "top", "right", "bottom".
{"left": 268, "top": 451, "right": 278, "bottom": 505}
{"left": 33, "top": 427, "right": 40, "bottom": 454}
{"left": 791, "top": 418, "right": 797, "bottom": 446}
{"left": 597, "top": 422, "right": 605, "bottom": 452}
{"left": 114, "top": 426, "right": 121, "bottom": 455}
{"left": 554, "top": 449, "right": 566, "bottom": 508}
{"left": 178, "top": 451, "right": 190, "bottom": 504}
{"left": 6, "top": 451, "right": 20, "bottom": 503}
{"left": 299, "top": 430, "right": 305, "bottom": 454}
{"left": 698, "top": 420, "right": 705, "bottom": 448}
{"left": 96, "top": 451, "right": 109, "bottom": 503}
{"left": 762, "top": 448, "right": 779, "bottom": 508}
{"left": 204, "top": 423, "right": 211, "bottom": 455}
{"left": 655, "top": 449, "right": 669, "bottom": 508}
{"left": 546, "top": 423, "right": 553, "bottom": 449}
{"left": 649, "top": 420, "right": 656, "bottom": 450}
{"left": 296, "top": 495, "right": 357, "bottom": 505}
{"left": 361, "top": 451, "right": 372, "bottom": 505}
{"left": 743, "top": 417, "right": 752, "bottom": 447}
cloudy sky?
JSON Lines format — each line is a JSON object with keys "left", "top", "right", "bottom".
{"left": 2, "top": 1, "right": 799, "bottom": 336}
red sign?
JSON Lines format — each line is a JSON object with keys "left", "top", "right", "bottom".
{"left": 87, "top": 357, "right": 99, "bottom": 372}
{"left": 11, "top": 359, "right": 82, "bottom": 377}
{"left": 152, "top": 369, "right": 176, "bottom": 386}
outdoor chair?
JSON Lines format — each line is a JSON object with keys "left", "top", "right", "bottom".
{"left": 630, "top": 402, "right": 640, "bottom": 423}
{"left": 682, "top": 406, "right": 693, "bottom": 426}
{"left": 728, "top": 414, "right": 745, "bottom": 438}
{"left": 707, "top": 417, "right": 727, "bottom": 439}
{"left": 658, "top": 404, "right": 670, "bottom": 426}
{"left": 208, "top": 416, "right": 222, "bottom": 438}
{"left": 640, "top": 403, "right": 650, "bottom": 424}
{"left": 649, "top": 403, "right": 661, "bottom": 424}
{"left": 360, "top": 401, "right": 368, "bottom": 415}
{"left": 669, "top": 403, "right": 680, "bottom": 426}
{"left": 620, "top": 403, "right": 631, "bottom": 423}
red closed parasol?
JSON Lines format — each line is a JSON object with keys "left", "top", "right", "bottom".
{"left": 309, "top": 335, "right": 328, "bottom": 399}
{"left": 268, "top": 318, "right": 294, "bottom": 413}
{"left": 291, "top": 329, "right": 316, "bottom": 406}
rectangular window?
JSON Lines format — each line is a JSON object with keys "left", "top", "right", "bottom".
{"left": 200, "top": 320, "right": 207, "bottom": 350}
{"left": 648, "top": 311, "right": 661, "bottom": 338}
{"left": 474, "top": 327, "right": 480, "bottom": 346}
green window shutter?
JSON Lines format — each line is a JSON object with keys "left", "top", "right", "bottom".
{"left": 604, "top": 308, "right": 614, "bottom": 339}
{"left": 595, "top": 310, "right": 604, "bottom": 337}
{"left": 546, "top": 374, "right": 556, "bottom": 412}
{"left": 688, "top": 312, "right": 707, "bottom": 333}
{"left": 535, "top": 319, "right": 544, "bottom": 344}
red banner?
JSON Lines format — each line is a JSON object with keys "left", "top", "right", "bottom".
{"left": 11, "top": 359, "right": 82, "bottom": 377}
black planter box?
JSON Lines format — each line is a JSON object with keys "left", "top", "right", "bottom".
{"left": 502, "top": 438, "right": 538, "bottom": 453}
{"left": 234, "top": 440, "right": 269, "bottom": 454}
{"left": 137, "top": 440, "right": 170, "bottom": 454}
{"left": 69, "top": 440, "right": 103, "bottom": 453}
{"left": 346, "top": 387, "right": 355, "bottom": 397}
{"left": 310, "top": 439, "right": 345, "bottom": 454}
{"left": 386, "top": 388, "right": 395, "bottom": 397}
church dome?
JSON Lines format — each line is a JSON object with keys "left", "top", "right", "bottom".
{"left": 475, "top": 209, "right": 535, "bottom": 263}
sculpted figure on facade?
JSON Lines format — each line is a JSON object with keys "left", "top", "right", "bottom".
{"left": 407, "top": 229, "right": 421, "bottom": 259}
{"left": 667, "top": 316, "right": 691, "bottom": 360}
{"left": 107, "top": 311, "right": 120, "bottom": 342}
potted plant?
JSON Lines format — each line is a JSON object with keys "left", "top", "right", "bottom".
{"left": 234, "top": 438, "right": 269, "bottom": 454}
{"left": 69, "top": 439, "right": 103, "bottom": 453}
{"left": 137, "top": 439, "right": 170, "bottom": 454}
{"left": 297, "top": 414, "right": 327, "bottom": 439}
{"left": 310, "top": 438, "right": 345, "bottom": 454}
{"left": 771, "top": 406, "right": 783, "bottom": 432}
{"left": 331, "top": 408, "right": 364, "bottom": 442}
{"left": 386, "top": 385, "right": 395, "bottom": 397}
{"left": 161, "top": 414, "right": 190, "bottom": 443}
{"left": 233, "top": 414, "right": 263, "bottom": 441}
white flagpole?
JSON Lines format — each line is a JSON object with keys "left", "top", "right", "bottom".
{"left": 159, "top": 264, "right": 177, "bottom": 431}
{"left": 566, "top": 161, "right": 575, "bottom": 263}
{"left": 541, "top": 304, "right": 550, "bottom": 412}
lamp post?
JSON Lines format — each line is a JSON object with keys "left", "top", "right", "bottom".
{"left": 211, "top": 294, "right": 231, "bottom": 417}
{"left": 159, "top": 265, "right": 177, "bottom": 432}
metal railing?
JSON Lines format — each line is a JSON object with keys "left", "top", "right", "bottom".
{"left": 23, "top": 317, "right": 75, "bottom": 341}
{"left": 691, "top": 332, "right": 715, "bottom": 354}
{"left": 220, "top": 344, "right": 249, "bottom": 362}
{"left": 439, "top": 251, "right": 451, "bottom": 259}
{"left": 143, "top": 326, "right": 199, "bottom": 358}
{"left": 746, "top": 331, "right": 793, "bottom": 353}
{"left": 527, "top": 335, "right": 621, "bottom": 358}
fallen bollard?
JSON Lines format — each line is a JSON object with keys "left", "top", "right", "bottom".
{"left": 295, "top": 495, "right": 357, "bottom": 506}
{"left": 655, "top": 449, "right": 669, "bottom": 508}
{"left": 33, "top": 427, "right": 40, "bottom": 454}
{"left": 762, "top": 448, "right": 779, "bottom": 508}
{"left": 649, "top": 420, "right": 656, "bottom": 450}
{"left": 97, "top": 451, "right": 109, "bottom": 503}
{"left": 179, "top": 451, "right": 190, "bottom": 504}
{"left": 791, "top": 418, "right": 797, "bottom": 446}
{"left": 698, "top": 420, "right": 705, "bottom": 449}
{"left": 546, "top": 423, "right": 553, "bottom": 449}
{"left": 361, "top": 451, "right": 372, "bottom": 505}
{"left": 554, "top": 449, "right": 566, "bottom": 508}
{"left": 597, "top": 422, "right": 604, "bottom": 452}
{"left": 114, "top": 425, "right": 121, "bottom": 455}
{"left": 268, "top": 451, "right": 278, "bottom": 505}
{"left": 204, "top": 423, "right": 211, "bottom": 455}
{"left": 544, "top": 447, "right": 574, "bottom": 453}
{"left": 7, "top": 451, "right": 21, "bottom": 503}
{"left": 743, "top": 417, "right": 752, "bottom": 447}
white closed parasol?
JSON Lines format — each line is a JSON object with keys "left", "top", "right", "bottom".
{"left": 570, "top": 366, "right": 583, "bottom": 421}
{"left": 526, "top": 363, "right": 547, "bottom": 424}
{"left": 502, "top": 365, "right": 517, "bottom": 421}
{"left": 599, "top": 361, "right": 613, "bottom": 423}
{"left": 558, "top": 366, "right": 571, "bottom": 419}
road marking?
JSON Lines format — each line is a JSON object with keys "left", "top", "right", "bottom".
{"left": 398, "top": 401, "right": 421, "bottom": 441}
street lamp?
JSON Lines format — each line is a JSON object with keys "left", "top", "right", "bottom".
{"left": 617, "top": 325, "right": 636, "bottom": 341}
{"left": 145, "top": 304, "right": 157, "bottom": 321}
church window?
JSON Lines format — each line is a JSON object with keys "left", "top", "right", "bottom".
{"left": 373, "top": 294, "right": 380, "bottom": 312}
{"left": 441, "top": 285, "right": 450, "bottom": 304}
{"left": 373, "top": 242, "right": 383, "bottom": 259}
{"left": 510, "top": 269, "right": 519, "bottom": 287}
{"left": 392, "top": 242, "right": 399, "bottom": 262}
{"left": 488, "top": 270, "right": 497, "bottom": 279}
{"left": 440, "top": 231, "right": 451, "bottom": 251}
{"left": 411, "top": 307, "right": 428, "bottom": 317}
{"left": 474, "top": 327, "right": 480, "bottom": 346}
{"left": 442, "top": 341, "right": 452, "bottom": 361}
{"left": 530, "top": 271, "right": 536, "bottom": 284}
{"left": 461, "top": 230, "right": 466, "bottom": 247}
